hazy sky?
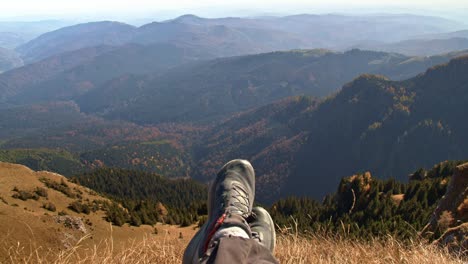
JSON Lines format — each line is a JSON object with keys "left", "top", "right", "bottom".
{"left": 1, "top": 0, "right": 467, "bottom": 22}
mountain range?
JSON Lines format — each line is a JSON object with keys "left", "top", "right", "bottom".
{"left": 415, "top": 29, "right": 468, "bottom": 40}
{"left": 355, "top": 37, "right": 468, "bottom": 56}
{"left": 77, "top": 49, "right": 467, "bottom": 124}
{"left": 16, "top": 21, "right": 136, "bottom": 63}
{"left": 192, "top": 55, "right": 468, "bottom": 201}
{"left": 11, "top": 14, "right": 465, "bottom": 65}
{"left": 0, "top": 45, "right": 116, "bottom": 102}
{"left": 1, "top": 43, "right": 207, "bottom": 104}
{"left": 1, "top": 53, "right": 467, "bottom": 203}
{"left": 0, "top": 14, "right": 467, "bottom": 204}
{"left": 2, "top": 47, "right": 466, "bottom": 123}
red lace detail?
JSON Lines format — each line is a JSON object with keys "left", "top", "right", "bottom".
{"left": 203, "top": 213, "right": 227, "bottom": 253}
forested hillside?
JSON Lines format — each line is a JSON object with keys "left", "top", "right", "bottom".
{"left": 0, "top": 45, "right": 116, "bottom": 102}
{"left": 357, "top": 37, "right": 468, "bottom": 56}
{"left": 0, "top": 47, "right": 23, "bottom": 73}
{"left": 1, "top": 56, "right": 467, "bottom": 204}
{"left": 77, "top": 49, "right": 466, "bottom": 124}
{"left": 287, "top": 55, "right": 468, "bottom": 198}
{"left": 271, "top": 160, "right": 466, "bottom": 240}
{"left": 0, "top": 149, "right": 83, "bottom": 175}
{"left": 0, "top": 43, "right": 204, "bottom": 104}
{"left": 193, "top": 55, "right": 468, "bottom": 201}
{"left": 73, "top": 168, "right": 207, "bottom": 226}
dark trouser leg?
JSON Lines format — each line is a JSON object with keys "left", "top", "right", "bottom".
{"left": 202, "top": 237, "right": 279, "bottom": 264}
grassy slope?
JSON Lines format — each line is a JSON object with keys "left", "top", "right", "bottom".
{"left": 5, "top": 231, "right": 465, "bottom": 263}
{"left": 0, "top": 162, "right": 192, "bottom": 262}
{"left": 0, "top": 162, "right": 464, "bottom": 263}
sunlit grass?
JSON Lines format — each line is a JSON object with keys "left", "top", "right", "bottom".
{"left": 2, "top": 232, "right": 465, "bottom": 264}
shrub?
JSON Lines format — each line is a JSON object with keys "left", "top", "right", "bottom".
{"left": 180, "top": 216, "right": 192, "bottom": 227}
{"left": 68, "top": 201, "right": 91, "bottom": 214}
{"left": 58, "top": 210, "right": 67, "bottom": 216}
{"left": 12, "top": 190, "right": 38, "bottom": 201}
{"left": 40, "top": 178, "right": 76, "bottom": 198}
{"left": 104, "top": 202, "right": 128, "bottom": 226}
{"left": 43, "top": 202, "right": 57, "bottom": 212}
{"left": 130, "top": 214, "right": 142, "bottom": 226}
{"left": 437, "top": 211, "right": 454, "bottom": 231}
{"left": 35, "top": 187, "right": 48, "bottom": 198}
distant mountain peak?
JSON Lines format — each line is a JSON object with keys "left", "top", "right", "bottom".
{"left": 425, "top": 54, "right": 468, "bottom": 74}
{"left": 15, "top": 21, "right": 136, "bottom": 63}
{"left": 284, "top": 13, "right": 320, "bottom": 19}
{"left": 348, "top": 73, "right": 391, "bottom": 85}
{"left": 171, "top": 14, "right": 204, "bottom": 23}
{"left": 450, "top": 54, "right": 468, "bottom": 63}
{"left": 48, "top": 20, "right": 136, "bottom": 31}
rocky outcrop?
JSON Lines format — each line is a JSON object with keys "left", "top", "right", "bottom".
{"left": 435, "top": 223, "right": 468, "bottom": 255}
{"left": 54, "top": 215, "right": 88, "bottom": 233}
{"left": 422, "top": 162, "right": 468, "bottom": 253}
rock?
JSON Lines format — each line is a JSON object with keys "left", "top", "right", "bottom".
{"left": 423, "top": 162, "right": 468, "bottom": 253}
{"left": 54, "top": 215, "right": 87, "bottom": 233}
{"left": 423, "top": 162, "right": 468, "bottom": 233}
{"left": 434, "top": 223, "right": 468, "bottom": 255}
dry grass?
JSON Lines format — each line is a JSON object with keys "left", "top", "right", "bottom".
{"left": 275, "top": 233, "right": 465, "bottom": 264}
{"left": 2, "top": 233, "right": 187, "bottom": 264}
{"left": 2, "top": 232, "right": 465, "bottom": 264}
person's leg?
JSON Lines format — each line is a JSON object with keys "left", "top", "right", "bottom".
{"left": 183, "top": 159, "right": 255, "bottom": 263}
{"left": 250, "top": 206, "right": 276, "bottom": 252}
{"left": 202, "top": 206, "right": 278, "bottom": 264}
{"left": 183, "top": 160, "right": 279, "bottom": 264}
{"left": 202, "top": 236, "right": 279, "bottom": 264}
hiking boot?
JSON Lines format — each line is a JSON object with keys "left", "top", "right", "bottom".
{"left": 183, "top": 159, "right": 255, "bottom": 263}
{"left": 250, "top": 206, "right": 276, "bottom": 252}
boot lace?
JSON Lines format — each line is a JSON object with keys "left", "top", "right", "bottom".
{"left": 227, "top": 183, "right": 250, "bottom": 217}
